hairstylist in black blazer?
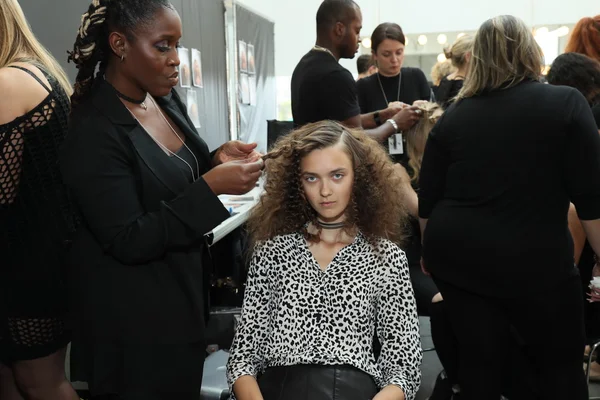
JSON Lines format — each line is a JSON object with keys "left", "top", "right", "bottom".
{"left": 60, "top": 1, "right": 262, "bottom": 399}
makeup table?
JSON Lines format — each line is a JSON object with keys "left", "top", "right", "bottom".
{"left": 205, "top": 184, "right": 263, "bottom": 246}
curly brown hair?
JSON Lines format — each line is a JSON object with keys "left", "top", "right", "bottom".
{"left": 248, "top": 120, "right": 409, "bottom": 247}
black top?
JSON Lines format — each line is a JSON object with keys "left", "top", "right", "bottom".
{"left": 357, "top": 68, "right": 431, "bottom": 114}
{"left": 61, "top": 80, "right": 230, "bottom": 344}
{"left": 0, "top": 65, "right": 77, "bottom": 315}
{"left": 171, "top": 143, "right": 200, "bottom": 183}
{"left": 291, "top": 50, "right": 360, "bottom": 126}
{"left": 592, "top": 102, "right": 600, "bottom": 128}
{"left": 435, "top": 77, "right": 463, "bottom": 109}
{"left": 419, "top": 80, "right": 600, "bottom": 298}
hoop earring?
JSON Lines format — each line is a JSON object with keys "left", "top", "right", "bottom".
{"left": 121, "top": 54, "right": 125, "bottom": 62}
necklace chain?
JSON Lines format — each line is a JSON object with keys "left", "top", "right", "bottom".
{"left": 127, "top": 96, "right": 200, "bottom": 182}
{"left": 312, "top": 45, "right": 337, "bottom": 61}
{"left": 376, "top": 72, "right": 402, "bottom": 106}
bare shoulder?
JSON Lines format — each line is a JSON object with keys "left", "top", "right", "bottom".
{"left": 0, "top": 64, "right": 52, "bottom": 126}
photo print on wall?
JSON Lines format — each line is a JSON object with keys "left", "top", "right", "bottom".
{"left": 178, "top": 47, "right": 191, "bottom": 88}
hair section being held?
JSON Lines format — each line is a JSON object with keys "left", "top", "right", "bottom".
{"left": 404, "top": 102, "right": 443, "bottom": 183}
{"left": 250, "top": 120, "right": 410, "bottom": 248}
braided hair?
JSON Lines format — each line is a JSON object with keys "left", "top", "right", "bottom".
{"left": 68, "top": 0, "right": 173, "bottom": 108}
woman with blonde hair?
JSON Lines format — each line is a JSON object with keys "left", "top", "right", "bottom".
{"left": 435, "top": 35, "right": 473, "bottom": 109}
{"left": 0, "top": 0, "right": 79, "bottom": 399}
{"left": 419, "top": 15, "right": 600, "bottom": 399}
{"left": 430, "top": 59, "right": 455, "bottom": 88}
{"left": 227, "top": 120, "right": 421, "bottom": 400}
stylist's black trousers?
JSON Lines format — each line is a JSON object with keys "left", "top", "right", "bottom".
{"left": 434, "top": 275, "right": 587, "bottom": 400}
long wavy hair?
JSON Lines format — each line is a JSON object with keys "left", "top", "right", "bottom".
{"left": 405, "top": 102, "right": 443, "bottom": 183}
{"left": 248, "top": 120, "right": 409, "bottom": 247}
{"left": 457, "top": 15, "right": 543, "bottom": 100}
{"left": 0, "top": 0, "right": 72, "bottom": 95}
{"left": 565, "top": 15, "right": 600, "bottom": 63}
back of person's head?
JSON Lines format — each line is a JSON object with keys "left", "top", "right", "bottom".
{"left": 370, "top": 22, "right": 405, "bottom": 53}
{"left": 565, "top": 15, "right": 600, "bottom": 63}
{"left": 547, "top": 52, "right": 600, "bottom": 102}
{"left": 69, "top": 0, "right": 174, "bottom": 108}
{"left": 430, "top": 60, "right": 455, "bottom": 86}
{"left": 444, "top": 34, "right": 473, "bottom": 70}
{"left": 405, "top": 102, "right": 443, "bottom": 182}
{"left": 249, "top": 120, "right": 408, "bottom": 246}
{"left": 458, "top": 15, "right": 543, "bottom": 100}
{"left": 316, "top": 0, "right": 359, "bottom": 35}
{"left": 357, "top": 54, "right": 373, "bottom": 74}
{"left": 0, "top": 0, "right": 72, "bottom": 95}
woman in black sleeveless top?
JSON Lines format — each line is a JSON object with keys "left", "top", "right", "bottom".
{"left": 435, "top": 35, "right": 473, "bottom": 110}
{"left": 0, "top": 1, "right": 79, "bottom": 399}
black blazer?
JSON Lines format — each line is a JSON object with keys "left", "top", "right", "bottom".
{"left": 61, "top": 80, "right": 230, "bottom": 344}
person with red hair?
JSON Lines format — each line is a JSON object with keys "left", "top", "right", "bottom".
{"left": 565, "top": 15, "right": 600, "bottom": 62}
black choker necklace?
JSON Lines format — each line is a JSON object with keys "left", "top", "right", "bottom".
{"left": 110, "top": 83, "right": 148, "bottom": 110}
{"left": 317, "top": 220, "right": 345, "bottom": 229}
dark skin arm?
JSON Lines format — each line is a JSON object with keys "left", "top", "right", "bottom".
{"left": 360, "top": 103, "right": 406, "bottom": 129}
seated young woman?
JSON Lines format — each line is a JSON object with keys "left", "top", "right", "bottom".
{"left": 226, "top": 120, "right": 422, "bottom": 400}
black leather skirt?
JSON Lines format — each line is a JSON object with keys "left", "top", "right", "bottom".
{"left": 257, "top": 364, "right": 379, "bottom": 400}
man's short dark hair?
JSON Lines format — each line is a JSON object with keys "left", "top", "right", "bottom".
{"left": 316, "top": 0, "right": 359, "bottom": 34}
{"left": 547, "top": 52, "right": 600, "bottom": 101}
{"left": 357, "top": 54, "right": 373, "bottom": 74}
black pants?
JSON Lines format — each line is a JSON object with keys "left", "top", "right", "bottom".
{"left": 258, "top": 364, "right": 378, "bottom": 400}
{"left": 77, "top": 340, "right": 205, "bottom": 400}
{"left": 434, "top": 275, "right": 587, "bottom": 400}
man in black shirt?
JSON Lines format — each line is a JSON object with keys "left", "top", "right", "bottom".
{"left": 291, "top": 0, "right": 420, "bottom": 143}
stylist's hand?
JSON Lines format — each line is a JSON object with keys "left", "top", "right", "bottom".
{"left": 392, "top": 106, "right": 422, "bottom": 131}
{"left": 413, "top": 100, "right": 428, "bottom": 107}
{"left": 372, "top": 385, "right": 406, "bottom": 400}
{"left": 389, "top": 101, "right": 409, "bottom": 109}
{"left": 213, "top": 140, "right": 262, "bottom": 166}
{"left": 203, "top": 158, "right": 263, "bottom": 196}
{"left": 380, "top": 102, "right": 407, "bottom": 120}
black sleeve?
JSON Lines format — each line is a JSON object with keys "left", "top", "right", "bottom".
{"left": 357, "top": 79, "right": 368, "bottom": 114}
{"left": 592, "top": 103, "right": 600, "bottom": 129}
{"left": 564, "top": 91, "right": 600, "bottom": 220}
{"left": 416, "top": 68, "right": 431, "bottom": 101}
{"left": 418, "top": 118, "right": 449, "bottom": 219}
{"left": 319, "top": 69, "right": 361, "bottom": 121}
{"left": 61, "top": 118, "right": 230, "bottom": 265}
{"left": 0, "top": 122, "right": 23, "bottom": 205}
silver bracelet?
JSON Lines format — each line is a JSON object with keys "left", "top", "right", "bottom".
{"left": 386, "top": 119, "right": 399, "bottom": 132}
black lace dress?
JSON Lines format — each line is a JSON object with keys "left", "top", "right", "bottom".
{"left": 0, "top": 64, "right": 77, "bottom": 363}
